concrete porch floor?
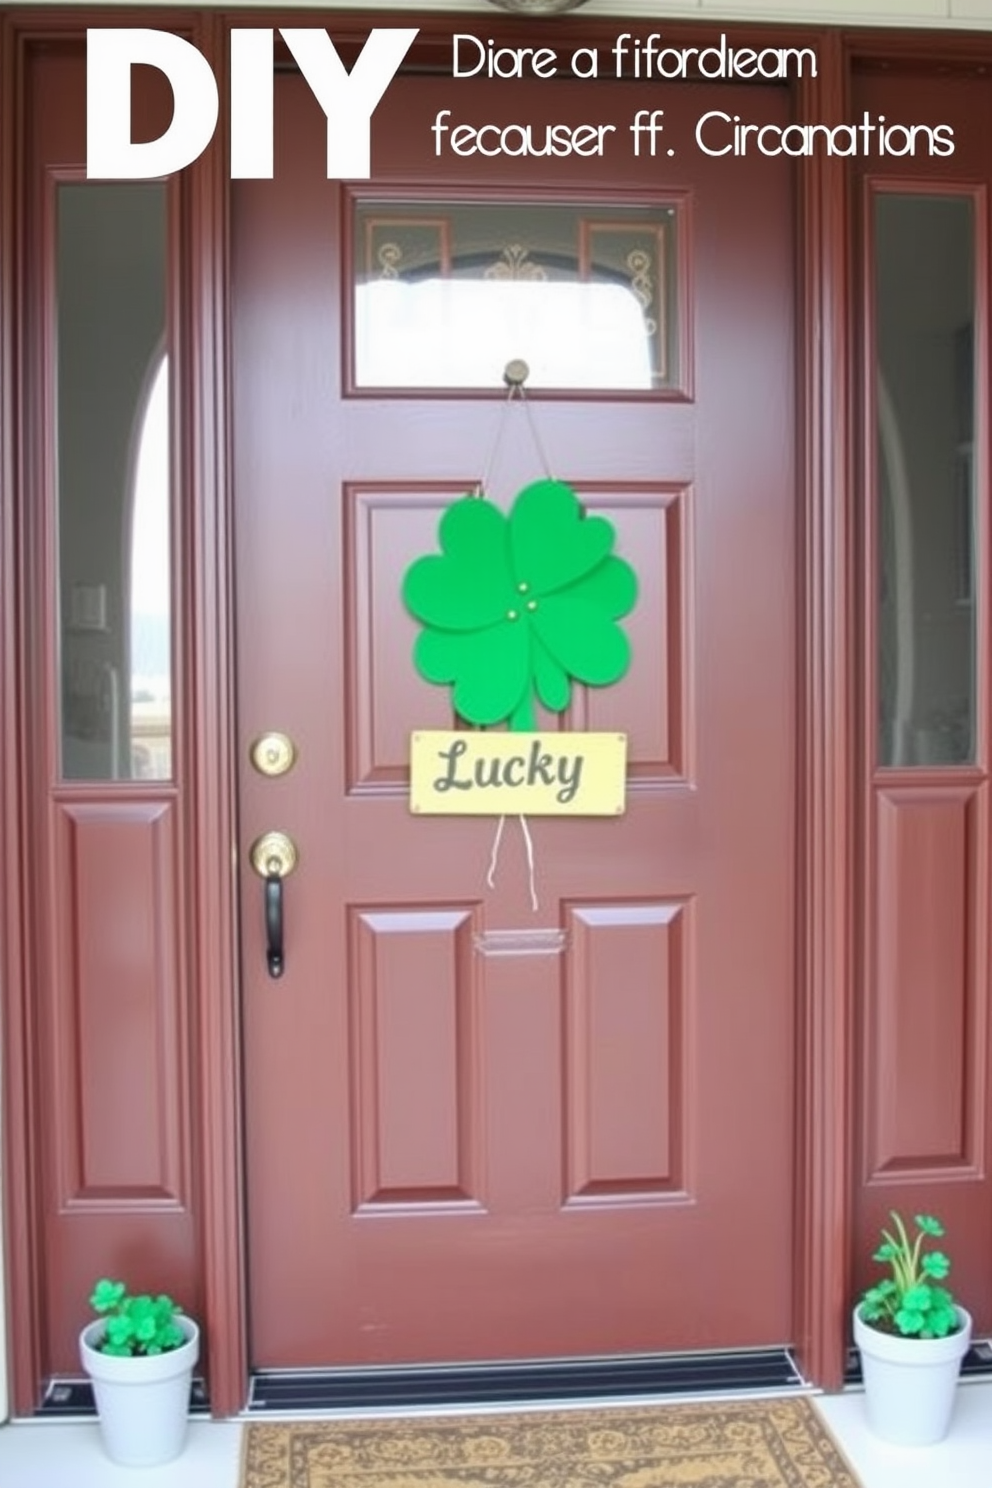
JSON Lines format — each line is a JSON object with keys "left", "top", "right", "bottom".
{"left": 1, "top": 1381, "right": 992, "bottom": 1486}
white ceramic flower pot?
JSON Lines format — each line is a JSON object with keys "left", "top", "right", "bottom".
{"left": 79, "top": 1315, "right": 199, "bottom": 1467}
{"left": 853, "top": 1303, "right": 972, "bottom": 1446}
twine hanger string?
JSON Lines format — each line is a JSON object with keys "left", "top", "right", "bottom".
{"left": 474, "top": 358, "right": 555, "bottom": 499}
{"left": 486, "top": 813, "right": 539, "bottom": 915}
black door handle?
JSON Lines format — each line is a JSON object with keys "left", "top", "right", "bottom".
{"left": 265, "top": 872, "right": 285, "bottom": 978}
{"left": 250, "top": 832, "right": 298, "bottom": 980}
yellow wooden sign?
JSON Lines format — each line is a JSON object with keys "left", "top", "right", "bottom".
{"left": 409, "top": 731, "right": 627, "bottom": 816}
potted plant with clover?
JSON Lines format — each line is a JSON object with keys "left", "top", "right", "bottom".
{"left": 79, "top": 1278, "right": 200, "bottom": 1467}
{"left": 853, "top": 1212, "right": 972, "bottom": 1446}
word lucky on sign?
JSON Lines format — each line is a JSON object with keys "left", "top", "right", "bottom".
{"left": 409, "top": 731, "right": 628, "bottom": 817}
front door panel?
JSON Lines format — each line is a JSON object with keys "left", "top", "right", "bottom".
{"left": 234, "top": 72, "right": 797, "bottom": 1367}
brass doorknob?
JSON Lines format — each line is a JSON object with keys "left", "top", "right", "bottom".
{"left": 250, "top": 830, "right": 298, "bottom": 879}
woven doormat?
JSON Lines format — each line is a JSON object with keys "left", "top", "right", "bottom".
{"left": 240, "top": 1396, "right": 861, "bottom": 1488}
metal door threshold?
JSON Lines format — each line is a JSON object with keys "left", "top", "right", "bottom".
{"left": 36, "top": 1377, "right": 210, "bottom": 1418}
{"left": 247, "top": 1348, "right": 804, "bottom": 1414}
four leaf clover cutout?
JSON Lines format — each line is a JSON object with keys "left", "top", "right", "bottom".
{"left": 403, "top": 479, "right": 637, "bottom": 731}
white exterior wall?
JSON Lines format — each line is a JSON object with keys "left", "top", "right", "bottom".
{"left": 0, "top": 1195, "right": 6, "bottom": 1422}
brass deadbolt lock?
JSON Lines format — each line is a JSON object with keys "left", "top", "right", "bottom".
{"left": 250, "top": 732, "right": 297, "bottom": 778}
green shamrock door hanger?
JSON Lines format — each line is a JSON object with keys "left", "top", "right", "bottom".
{"left": 403, "top": 479, "right": 636, "bottom": 817}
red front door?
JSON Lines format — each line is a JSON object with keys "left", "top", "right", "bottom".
{"left": 234, "top": 69, "right": 797, "bottom": 1367}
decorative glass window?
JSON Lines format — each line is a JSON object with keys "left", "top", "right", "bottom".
{"left": 353, "top": 199, "right": 682, "bottom": 393}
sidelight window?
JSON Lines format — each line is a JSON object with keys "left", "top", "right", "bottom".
{"left": 873, "top": 189, "right": 978, "bottom": 767}
{"left": 56, "top": 182, "right": 172, "bottom": 780}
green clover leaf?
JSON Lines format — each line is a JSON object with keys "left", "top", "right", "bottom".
{"left": 403, "top": 480, "right": 637, "bottom": 730}
{"left": 90, "top": 1279, "right": 126, "bottom": 1314}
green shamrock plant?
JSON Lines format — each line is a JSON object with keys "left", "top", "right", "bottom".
{"left": 89, "top": 1278, "right": 186, "bottom": 1357}
{"left": 403, "top": 480, "right": 637, "bottom": 731}
{"left": 857, "top": 1213, "right": 961, "bottom": 1339}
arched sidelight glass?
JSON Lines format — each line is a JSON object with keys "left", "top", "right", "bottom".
{"left": 56, "top": 182, "right": 171, "bottom": 780}
{"left": 127, "top": 355, "right": 171, "bottom": 779}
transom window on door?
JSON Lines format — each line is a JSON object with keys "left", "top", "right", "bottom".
{"left": 351, "top": 198, "right": 685, "bottom": 393}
